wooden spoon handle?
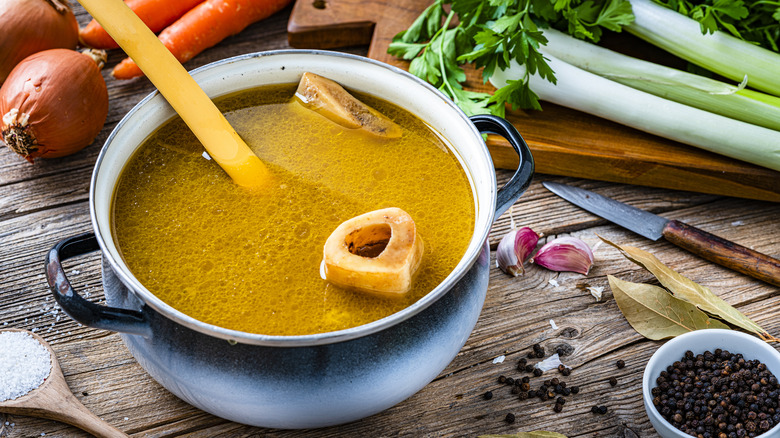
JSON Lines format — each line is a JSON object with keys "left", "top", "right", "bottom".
{"left": 662, "top": 219, "right": 780, "bottom": 287}
{"left": 54, "top": 392, "right": 128, "bottom": 438}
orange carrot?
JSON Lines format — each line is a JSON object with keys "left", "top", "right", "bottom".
{"left": 111, "top": 0, "right": 292, "bottom": 80}
{"left": 79, "top": 0, "right": 205, "bottom": 49}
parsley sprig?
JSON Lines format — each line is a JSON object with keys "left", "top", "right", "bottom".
{"left": 388, "top": 0, "right": 634, "bottom": 116}
{"left": 654, "top": 0, "right": 780, "bottom": 52}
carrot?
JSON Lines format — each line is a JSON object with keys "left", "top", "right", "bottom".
{"left": 111, "top": 0, "right": 293, "bottom": 80}
{"left": 79, "top": 0, "right": 205, "bottom": 49}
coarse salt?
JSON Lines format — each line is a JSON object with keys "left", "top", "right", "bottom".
{"left": 0, "top": 332, "right": 52, "bottom": 402}
{"left": 493, "top": 355, "right": 506, "bottom": 364}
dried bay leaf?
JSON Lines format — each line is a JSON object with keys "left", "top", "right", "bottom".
{"left": 479, "top": 433, "right": 568, "bottom": 438}
{"left": 601, "top": 237, "right": 778, "bottom": 342}
{"left": 608, "top": 275, "right": 729, "bottom": 340}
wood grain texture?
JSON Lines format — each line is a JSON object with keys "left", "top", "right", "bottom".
{"left": 0, "top": 2, "right": 779, "bottom": 437}
{"left": 287, "top": 0, "right": 780, "bottom": 202}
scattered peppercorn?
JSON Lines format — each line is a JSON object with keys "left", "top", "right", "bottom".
{"left": 591, "top": 406, "right": 599, "bottom": 414}
{"left": 521, "top": 376, "right": 530, "bottom": 384}
{"left": 517, "top": 358, "right": 527, "bottom": 371}
{"left": 616, "top": 359, "right": 625, "bottom": 369}
{"left": 483, "top": 391, "right": 493, "bottom": 400}
{"left": 498, "top": 375, "right": 507, "bottom": 384}
{"left": 518, "top": 391, "right": 529, "bottom": 401}
{"left": 553, "top": 403, "right": 563, "bottom": 413}
{"left": 525, "top": 364, "right": 534, "bottom": 373}
{"left": 651, "top": 349, "right": 780, "bottom": 437}
{"left": 598, "top": 406, "right": 608, "bottom": 415}
{"left": 557, "top": 396, "right": 566, "bottom": 405}
{"left": 505, "top": 377, "right": 515, "bottom": 386}
{"left": 571, "top": 386, "right": 579, "bottom": 394}
{"left": 609, "top": 377, "right": 617, "bottom": 387}
{"left": 533, "top": 368, "right": 543, "bottom": 377}
{"left": 520, "top": 382, "right": 530, "bottom": 391}
{"left": 556, "top": 347, "right": 566, "bottom": 357}
{"left": 505, "top": 413, "right": 516, "bottom": 424}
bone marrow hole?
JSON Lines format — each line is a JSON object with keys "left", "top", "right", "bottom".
{"left": 346, "top": 224, "right": 392, "bottom": 258}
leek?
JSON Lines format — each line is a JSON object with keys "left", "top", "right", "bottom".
{"left": 489, "top": 54, "right": 780, "bottom": 172}
{"left": 540, "top": 28, "right": 780, "bottom": 132}
{"left": 626, "top": 0, "right": 780, "bottom": 97}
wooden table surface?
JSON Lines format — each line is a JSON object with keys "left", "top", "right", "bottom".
{"left": 1, "top": 3, "right": 779, "bottom": 437}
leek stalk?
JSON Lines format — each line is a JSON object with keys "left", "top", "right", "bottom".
{"left": 626, "top": 0, "right": 780, "bottom": 97}
{"left": 540, "top": 28, "right": 780, "bottom": 132}
{"left": 490, "top": 54, "right": 780, "bottom": 172}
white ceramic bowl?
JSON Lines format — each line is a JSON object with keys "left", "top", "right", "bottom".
{"left": 643, "top": 329, "right": 780, "bottom": 438}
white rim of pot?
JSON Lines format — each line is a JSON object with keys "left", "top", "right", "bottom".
{"left": 90, "top": 50, "right": 497, "bottom": 347}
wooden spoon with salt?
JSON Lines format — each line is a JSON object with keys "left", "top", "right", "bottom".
{"left": 0, "top": 329, "right": 127, "bottom": 438}
{"left": 78, "top": 0, "right": 270, "bottom": 188}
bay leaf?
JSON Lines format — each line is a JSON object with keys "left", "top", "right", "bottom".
{"left": 601, "top": 237, "right": 776, "bottom": 341}
{"left": 479, "top": 432, "right": 568, "bottom": 438}
{"left": 608, "top": 275, "right": 729, "bottom": 340}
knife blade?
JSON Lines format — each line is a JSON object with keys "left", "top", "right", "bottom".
{"left": 543, "top": 182, "right": 780, "bottom": 287}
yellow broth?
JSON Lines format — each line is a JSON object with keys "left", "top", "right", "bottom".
{"left": 112, "top": 84, "right": 475, "bottom": 336}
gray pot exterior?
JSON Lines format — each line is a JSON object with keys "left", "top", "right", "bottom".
{"left": 102, "top": 244, "right": 490, "bottom": 429}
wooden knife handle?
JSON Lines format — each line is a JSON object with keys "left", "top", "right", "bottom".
{"left": 662, "top": 219, "right": 780, "bottom": 287}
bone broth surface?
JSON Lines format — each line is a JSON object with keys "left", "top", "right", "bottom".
{"left": 112, "top": 84, "right": 474, "bottom": 336}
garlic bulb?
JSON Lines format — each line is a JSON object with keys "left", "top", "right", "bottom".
{"left": 532, "top": 237, "right": 594, "bottom": 275}
{"left": 496, "top": 226, "right": 540, "bottom": 276}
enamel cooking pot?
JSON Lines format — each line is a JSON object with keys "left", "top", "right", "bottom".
{"left": 46, "top": 51, "right": 534, "bottom": 429}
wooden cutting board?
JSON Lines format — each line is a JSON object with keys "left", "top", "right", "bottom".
{"left": 287, "top": 0, "right": 780, "bottom": 202}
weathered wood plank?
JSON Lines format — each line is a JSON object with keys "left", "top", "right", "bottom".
{"left": 1, "top": 2, "right": 779, "bottom": 437}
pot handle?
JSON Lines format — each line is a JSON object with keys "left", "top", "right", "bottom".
{"left": 470, "top": 114, "right": 535, "bottom": 218}
{"left": 45, "top": 233, "right": 152, "bottom": 338}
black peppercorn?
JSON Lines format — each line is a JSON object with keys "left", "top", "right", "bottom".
{"left": 616, "top": 359, "right": 625, "bottom": 369}
{"left": 525, "top": 365, "right": 534, "bottom": 373}
{"left": 609, "top": 377, "right": 618, "bottom": 387}
{"left": 557, "top": 397, "right": 566, "bottom": 405}
{"left": 505, "top": 413, "right": 515, "bottom": 424}
{"left": 518, "top": 391, "right": 529, "bottom": 401}
{"left": 553, "top": 403, "right": 563, "bottom": 413}
{"left": 591, "top": 406, "right": 599, "bottom": 414}
{"left": 498, "top": 375, "right": 507, "bottom": 384}
{"left": 505, "top": 377, "right": 515, "bottom": 386}
{"left": 571, "top": 386, "right": 580, "bottom": 394}
{"left": 483, "top": 391, "right": 493, "bottom": 400}
{"left": 598, "top": 405, "right": 608, "bottom": 415}
{"left": 651, "top": 349, "right": 780, "bottom": 437}
{"left": 521, "top": 376, "right": 530, "bottom": 384}
{"left": 533, "top": 368, "right": 543, "bottom": 377}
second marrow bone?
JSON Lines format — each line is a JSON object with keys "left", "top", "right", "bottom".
{"left": 295, "top": 72, "right": 402, "bottom": 138}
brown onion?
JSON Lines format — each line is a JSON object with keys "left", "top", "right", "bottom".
{"left": 0, "top": 0, "right": 79, "bottom": 84}
{"left": 0, "top": 49, "right": 108, "bottom": 162}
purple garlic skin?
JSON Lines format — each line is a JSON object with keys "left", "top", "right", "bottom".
{"left": 496, "top": 226, "right": 540, "bottom": 276}
{"left": 532, "top": 236, "right": 594, "bottom": 275}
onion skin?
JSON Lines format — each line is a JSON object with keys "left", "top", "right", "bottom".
{"left": 0, "top": 49, "right": 108, "bottom": 162}
{"left": 0, "top": 0, "right": 79, "bottom": 84}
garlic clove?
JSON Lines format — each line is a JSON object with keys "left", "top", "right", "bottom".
{"left": 532, "top": 236, "right": 594, "bottom": 275}
{"left": 496, "top": 226, "right": 540, "bottom": 276}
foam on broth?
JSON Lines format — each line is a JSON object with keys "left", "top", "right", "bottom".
{"left": 112, "top": 84, "right": 475, "bottom": 336}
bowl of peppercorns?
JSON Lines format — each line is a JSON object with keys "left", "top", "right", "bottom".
{"left": 643, "top": 329, "right": 780, "bottom": 438}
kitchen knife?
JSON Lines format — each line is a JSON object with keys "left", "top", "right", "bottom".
{"left": 542, "top": 182, "right": 780, "bottom": 287}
